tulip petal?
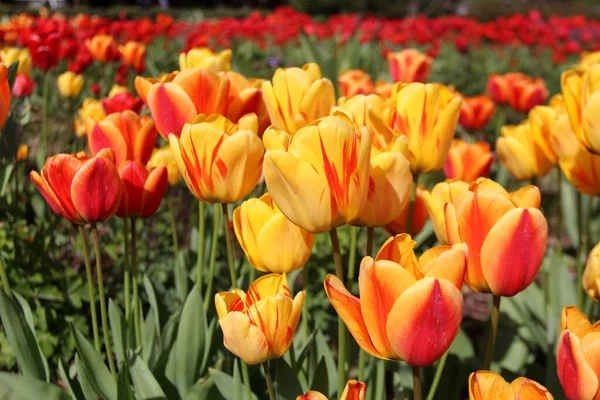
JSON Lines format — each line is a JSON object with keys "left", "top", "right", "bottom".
{"left": 134, "top": 120, "right": 158, "bottom": 165}
{"left": 582, "top": 332, "right": 600, "bottom": 379}
{"left": 71, "top": 157, "right": 122, "bottom": 222}
{"left": 247, "top": 295, "right": 294, "bottom": 358}
{"left": 297, "top": 392, "right": 328, "bottom": 400}
{"left": 468, "top": 371, "right": 513, "bottom": 400}
{"left": 510, "top": 378, "right": 552, "bottom": 399}
{"left": 233, "top": 198, "right": 275, "bottom": 271}
{"left": 375, "top": 234, "right": 421, "bottom": 279}
{"left": 44, "top": 154, "right": 84, "bottom": 221}
{"left": 173, "top": 69, "right": 229, "bottom": 116}
{"left": 218, "top": 311, "right": 271, "bottom": 365}
{"left": 246, "top": 273, "right": 290, "bottom": 307}
{"left": 87, "top": 121, "right": 129, "bottom": 167}
{"left": 510, "top": 185, "right": 541, "bottom": 208}
{"left": 561, "top": 306, "right": 594, "bottom": 338}
{"left": 140, "top": 166, "right": 168, "bottom": 218}
{"left": 419, "top": 244, "right": 467, "bottom": 289}
{"left": 118, "top": 161, "right": 148, "bottom": 217}
{"left": 30, "top": 170, "right": 73, "bottom": 222}
{"left": 147, "top": 83, "right": 197, "bottom": 138}
{"left": 341, "top": 380, "right": 367, "bottom": 400}
{"left": 215, "top": 291, "right": 246, "bottom": 319}
{"left": 557, "top": 331, "right": 599, "bottom": 400}
{"left": 288, "top": 291, "right": 305, "bottom": 339}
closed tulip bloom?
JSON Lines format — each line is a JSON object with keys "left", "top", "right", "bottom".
{"left": 578, "top": 51, "right": 600, "bottom": 69}
{"left": 16, "top": 144, "right": 28, "bottom": 162}
{"left": 557, "top": 306, "right": 600, "bottom": 400}
{"left": 487, "top": 72, "right": 548, "bottom": 113}
{"left": 561, "top": 65, "right": 600, "bottom": 154}
{"left": 215, "top": 273, "right": 304, "bottom": 365}
{"left": 0, "top": 47, "right": 32, "bottom": 76}
{"left": 74, "top": 98, "right": 106, "bottom": 138}
{"left": 459, "top": 95, "right": 496, "bottom": 131}
{"left": 179, "top": 47, "right": 232, "bottom": 72}
{"left": 85, "top": 34, "right": 119, "bottom": 63}
{"left": 444, "top": 139, "right": 493, "bottom": 183}
{"left": 57, "top": 71, "right": 85, "bottom": 98}
{"left": 325, "top": 234, "right": 466, "bottom": 366}
{"left": 583, "top": 242, "right": 600, "bottom": 302}
{"left": 338, "top": 70, "right": 375, "bottom": 97}
{"left": 147, "top": 146, "right": 182, "bottom": 186}
{"left": 298, "top": 380, "right": 367, "bottom": 400}
{"left": 263, "top": 113, "right": 371, "bottom": 233}
{"left": 30, "top": 149, "right": 123, "bottom": 224}
{"left": 469, "top": 370, "right": 553, "bottom": 400}
{"left": 117, "top": 161, "right": 168, "bottom": 218}
{"left": 0, "top": 65, "right": 9, "bottom": 129}
{"left": 233, "top": 193, "right": 315, "bottom": 273}
{"left": 86, "top": 110, "right": 158, "bottom": 167}
{"left": 443, "top": 178, "right": 548, "bottom": 295}
{"left": 387, "top": 49, "right": 433, "bottom": 83}
{"left": 385, "top": 184, "right": 430, "bottom": 236}
{"left": 223, "top": 71, "right": 269, "bottom": 135}
{"left": 12, "top": 74, "right": 35, "bottom": 98}
{"left": 375, "top": 79, "right": 393, "bottom": 100}
{"left": 383, "top": 82, "right": 462, "bottom": 174}
{"left": 262, "top": 63, "right": 335, "bottom": 134}
{"left": 119, "top": 41, "right": 146, "bottom": 73}
{"left": 169, "top": 113, "right": 264, "bottom": 203}
{"left": 423, "top": 180, "right": 470, "bottom": 244}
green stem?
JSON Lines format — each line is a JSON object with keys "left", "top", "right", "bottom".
{"left": 78, "top": 226, "right": 100, "bottom": 352}
{"left": 130, "top": 218, "right": 142, "bottom": 348}
{"left": 263, "top": 362, "right": 277, "bottom": 400}
{"left": 357, "top": 227, "right": 374, "bottom": 382}
{"left": 91, "top": 226, "right": 117, "bottom": 381}
{"left": 240, "top": 360, "right": 253, "bottom": 400}
{"left": 347, "top": 226, "right": 359, "bottom": 281}
{"left": 0, "top": 254, "right": 11, "bottom": 297}
{"left": 405, "top": 174, "right": 420, "bottom": 235}
{"left": 425, "top": 351, "right": 448, "bottom": 400}
{"left": 302, "top": 263, "right": 309, "bottom": 342}
{"left": 412, "top": 366, "right": 422, "bottom": 400}
{"left": 556, "top": 169, "right": 562, "bottom": 255}
{"left": 222, "top": 203, "right": 238, "bottom": 289}
{"left": 577, "top": 192, "right": 585, "bottom": 308}
{"left": 168, "top": 191, "right": 179, "bottom": 271}
{"left": 374, "top": 360, "right": 385, "bottom": 399}
{"left": 203, "top": 203, "right": 221, "bottom": 311}
{"left": 483, "top": 295, "right": 501, "bottom": 370}
{"left": 289, "top": 342, "right": 298, "bottom": 373}
{"left": 197, "top": 201, "right": 206, "bottom": 293}
{"left": 41, "top": 72, "right": 49, "bottom": 162}
{"left": 123, "top": 220, "right": 131, "bottom": 321}
{"left": 329, "top": 229, "right": 346, "bottom": 397}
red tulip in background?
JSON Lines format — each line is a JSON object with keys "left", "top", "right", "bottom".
{"left": 487, "top": 72, "right": 548, "bottom": 113}
{"left": 12, "top": 74, "right": 35, "bottom": 98}
{"left": 117, "top": 161, "right": 168, "bottom": 218}
{"left": 26, "top": 32, "right": 60, "bottom": 71}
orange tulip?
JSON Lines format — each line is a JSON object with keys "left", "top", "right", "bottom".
{"left": 30, "top": 149, "right": 123, "bottom": 224}
{"left": 338, "top": 70, "right": 375, "bottom": 98}
{"left": 557, "top": 306, "right": 600, "bottom": 400}
{"left": 0, "top": 64, "right": 9, "bottom": 130}
{"left": 423, "top": 180, "right": 470, "bottom": 244}
{"left": 85, "top": 34, "right": 119, "bottom": 63}
{"left": 215, "top": 273, "right": 304, "bottom": 365}
{"left": 469, "top": 370, "right": 553, "bottom": 399}
{"left": 387, "top": 49, "right": 432, "bottom": 83}
{"left": 86, "top": 110, "right": 158, "bottom": 168}
{"left": 223, "top": 71, "right": 270, "bottom": 135}
{"left": 298, "top": 380, "right": 367, "bottom": 400}
{"left": 16, "top": 144, "right": 28, "bottom": 162}
{"left": 325, "top": 234, "right": 466, "bottom": 366}
{"left": 137, "top": 69, "right": 229, "bottom": 138}
{"left": 442, "top": 178, "right": 548, "bottom": 295}
{"left": 385, "top": 184, "right": 429, "bottom": 236}
{"left": 443, "top": 139, "right": 493, "bottom": 182}
{"left": 117, "top": 161, "right": 168, "bottom": 218}
{"left": 487, "top": 72, "right": 548, "bottom": 113}
{"left": 119, "top": 41, "right": 146, "bottom": 73}
{"left": 459, "top": 95, "right": 496, "bottom": 131}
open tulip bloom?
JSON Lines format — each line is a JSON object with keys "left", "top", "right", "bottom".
{"left": 469, "top": 370, "right": 553, "bottom": 399}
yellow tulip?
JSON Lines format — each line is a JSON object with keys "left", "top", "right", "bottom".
{"left": 583, "top": 242, "right": 600, "bottom": 302}
{"left": 215, "top": 273, "right": 304, "bottom": 365}
{"left": 57, "top": 71, "right": 85, "bottom": 98}
{"left": 147, "top": 146, "right": 182, "bottom": 186}
{"left": 169, "top": 113, "right": 264, "bottom": 203}
{"left": 578, "top": 51, "right": 600, "bottom": 69}
{"left": 382, "top": 82, "right": 462, "bottom": 174}
{"left": 423, "top": 180, "right": 470, "bottom": 244}
{"left": 262, "top": 63, "right": 335, "bottom": 134}
{"left": 263, "top": 113, "right": 371, "bottom": 233}
{"left": 73, "top": 98, "right": 106, "bottom": 138}
{"left": 233, "top": 193, "right": 315, "bottom": 273}
{"left": 0, "top": 47, "right": 32, "bottom": 76}
{"left": 179, "top": 47, "right": 232, "bottom": 72}
{"left": 108, "top": 84, "right": 129, "bottom": 98}
{"left": 16, "top": 144, "right": 28, "bottom": 161}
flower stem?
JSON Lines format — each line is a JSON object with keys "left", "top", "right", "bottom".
{"left": 123, "top": 220, "right": 131, "bottom": 320}
{"left": 263, "top": 362, "right": 277, "bottom": 400}
{"left": 425, "top": 351, "right": 448, "bottom": 400}
{"left": 240, "top": 359, "right": 253, "bottom": 400}
{"left": 302, "top": 263, "right": 309, "bottom": 342}
{"left": 203, "top": 203, "right": 221, "bottom": 311}
{"left": 222, "top": 203, "right": 238, "bottom": 289}
{"left": 91, "top": 226, "right": 117, "bottom": 381}
{"left": 374, "top": 360, "right": 385, "bottom": 399}
{"left": 577, "top": 192, "right": 585, "bottom": 308}
{"left": 0, "top": 254, "right": 11, "bottom": 297}
{"left": 130, "top": 217, "right": 142, "bottom": 348}
{"left": 168, "top": 191, "right": 180, "bottom": 285}
{"left": 405, "top": 174, "right": 420, "bottom": 235}
{"left": 347, "top": 226, "right": 359, "bottom": 281}
{"left": 483, "top": 295, "right": 501, "bottom": 370}
{"left": 197, "top": 201, "right": 206, "bottom": 293}
{"left": 412, "top": 366, "right": 422, "bottom": 400}
{"left": 78, "top": 226, "right": 100, "bottom": 352}
{"left": 357, "top": 226, "right": 374, "bottom": 382}
{"left": 329, "top": 228, "right": 346, "bottom": 397}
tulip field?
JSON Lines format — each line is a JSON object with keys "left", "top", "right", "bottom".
{"left": 3, "top": 5, "right": 600, "bottom": 400}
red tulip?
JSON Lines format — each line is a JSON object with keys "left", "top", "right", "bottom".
{"left": 117, "top": 161, "right": 168, "bottom": 218}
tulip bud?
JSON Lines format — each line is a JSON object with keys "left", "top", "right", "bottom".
{"left": 11, "top": 73, "right": 35, "bottom": 98}
{"left": 85, "top": 34, "right": 119, "bottom": 63}
{"left": 179, "top": 47, "right": 232, "bottom": 72}
{"left": 458, "top": 95, "right": 495, "bottom": 131}
{"left": 57, "top": 71, "right": 85, "bottom": 98}
{"left": 16, "top": 144, "right": 28, "bottom": 162}
{"left": 387, "top": 49, "right": 433, "bottom": 83}
{"left": 338, "top": 70, "right": 375, "bottom": 98}
{"left": 444, "top": 139, "right": 493, "bottom": 183}
{"left": 119, "top": 41, "right": 146, "bottom": 73}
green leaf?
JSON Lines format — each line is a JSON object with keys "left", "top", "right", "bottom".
{"left": 57, "top": 360, "right": 85, "bottom": 400}
{"left": 70, "top": 323, "right": 117, "bottom": 400}
{"left": 143, "top": 274, "right": 161, "bottom": 339}
{"left": 209, "top": 368, "right": 258, "bottom": 400}
{"left": 315, "top": 330, "right": 337, "bottom": 397}
{"left": 309, "top": 358, "right": 329, "bottom": 398}
{"left": 13, "top": 292, "right": 49, "bottom": 380}
{"left": 130, "top": 355, "right": 167, "bottom": 400}
{"left": 117, "top": 363, "right": 135, "bottom": 400}
{"left": 561, "top": 179, "right": 579, "bottom": 247}
{"left": 0, "top": 372, "right": 70, "bottom": 400}
{"left": 142, "top": 310, "right": 158, "bottom": 367}
{"left": 184, "top": 377, "right": 221, "bottom": 400}
{"left": 6, "top": 61, "right": 18, "bottom": 90}
{"left": 75, "top": 355, "right": 99, "bottom": 400}
{"left": 0, "top": 290, "right": 48, "bottom": 381}
{"left": 448, "top": 329, "right": 475, "bottom": 361}
{"left": 274, "top": 358, "right": 303, "bottom": 400}
{"left": 108, "top": 299, "right": 127, "bottom": 368}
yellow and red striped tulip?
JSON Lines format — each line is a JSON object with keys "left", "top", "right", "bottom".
{"left": 383, "top": 82, "right": 462, "bottom": 174}
{"left": 223, "top": 71, "right": 269, "bottom": 135}
{"left": 30, "top": 149, "right": 123, "bottom": 224}
{"left": 169, "top": 113, "right": 263, "bottom": 203}
{"left": 387, "top": 49, "right": 432, "bottom": 84}
{"left": 385, "top": 184, "right": 430, "bottom": 236}
{"left": 215, "top": 273, "right": 304, "bottom": 365}
{"left": 262, "top": 63, "right": 335, "bottom": 134}
{"left": 487, "top": 72, "right": 548, "bottom": 113}
{"left": 179, "top": 47, "right": 232, "bottom": 72}
{"left": 557, "top": 306, "right": 600, "bottom": 400}
{"left": 74, "top": 98, "right": 106, "bottom": 138}
{"left": 0, "top": 65, "right": 9, "bottom": 130}
{"left": 561, "top": 65, "right": 600, "bottom": 154}
{"left": 117, "top": 161, "right": 168, "bottom": 218}
{"left": 583, "top": 242, "right": 600, "bottom": 302}
{"left": 119, "top": 41, "right": 146, "bottom": 73}
{"left": 263, "top": 113, "right": 371, "bottom": 233}
{"left": 147, "top": 146, "right": 182, "bottom": 186}
{"left": 85, "top": 34, "right": 119, "bottom": 63}
{"left": 298, "top": 380, "right": 367, "bottom": 400}
{"left": 459, "top": 95, "right": 495, "bottom": 131}
{"left": 86, "top": 110, "right": 158, "bottom": 168}
{"left": 57, "top": 71, "right": 84, "bottom": 98}
{"left": 233, "top": 193, "right": 315, "bottom": 274}
{"left": 423, "top": 180, "right": 470, "bottom": 244}
{"left": 325, "top": 234, "right": 466, "bottom": 366}
{"left": 469, "top": 370, "right": 553, "bottom": 399}
{"left": 443, "top": 139, "right": 493, "bottom": 183}
{"left": 442, "top": 178, "right": 548, "bottom": 295}
{"left": 338, "top": 70, "right": 375, "bottom": 98}
{"left": 0, "top": 47, "right": 31, "bottom": 75}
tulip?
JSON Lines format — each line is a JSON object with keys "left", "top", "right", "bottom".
{"left": 561, "top": 65, "right": 600, "bottom": 154}
{"left": 387, "top": 49, "right": 433, "bottom": 83}
{"left": 338, "top": 70, "right": 375, "bottom": 97}
{"left": 86, "top": 110, "right": 157, "bottom": 167}
{"left": 85, "top": 34, "right": 119, "bottom": 63}
{"left": 0, "top": 65, "right": 9, "bottom": 129}
{"left": 382, "top": 82, "right": 462, "bottom": 174}
{"left": 443, "top": 178, "right": 548, "bottom": 296}
{"left": 459, "top": 95, "right": 495, "bottom": 131}
{"left": 26, "top": 33, "right": 60, "bottom": 71}
{"left": 557, "top": 306, "right": 600, "bottom": 400}
{"left": 233, "top": 193, "right": 315, "bottom": 273}
{"left": 325, "top": 234, "right": 466, "bottom": 366}
{"left": 16, "top": 144, "right": 28, "bottom": 162}
{"left": 487, "top": 72, "right": 548, "bottom": 113}
{"left": 169, "top": 113, "right": 264, "bottom": 203}
{"left": 119, "top": 41, "right": 146, "bottom": 73}
{"left": 374, "top": 79, "right": 393, "bottom": 100}
{"left": 469, "top": 370, "right": 553, "bottom": 399}
{"left": 147, "top": 146, "right": 182, "bottom": 185}
{"left": 444, "top": 139, "right": 493, "bottom": 182}
{"left": 117, "top": 161, "right": 168, "bottom": 218}
{"left": 423, "top": 180, "right": 470, "bottom": 244}
{"left": 583, "top": 242, "right": 600, "bottom": 302}
{"left": 179, "top": 47, "right": 232, "bottom": 72}
{"left": 298, "top": 380, "right": 367, "bottom": 400}
{"left": 223, "top": 71, "right": 270, "bottom": 135}
{"left": 577, "top": 51, "right": 600, "bottom": 69}
{"left": 385, "top": 184, "right": 429, "bottom": 236}
{"left": 74, "top": 98, "right": 106, "bottom": 138}
{"left": 30, "top": 149, "right": 123, "bottom": 224}
{"left": 0, "top": 47, "right": 32, "bottom": 75}
{"left": 11, "top": 73, "right": 34, "bottom": 98}
{"left": 215, "top": 273, "right": 304, "bottom": 365}
{"left": 57, "top": 71, "right": 85, "bottom": 98}
{"left": 102, "top": 90, "right": 144, "bottom": 115}
{"left": 263, "top": 113, "right": 371, "bottom": 233}
{"left": 138, "top": 69, "right": 230, "bottom": 138}
{"left": 262, "top": 63, "right": 335, "bottom": 134}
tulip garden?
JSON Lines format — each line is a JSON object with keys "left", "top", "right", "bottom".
{"left": 3, "top": 6, "right": 600, "bottom": 400}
